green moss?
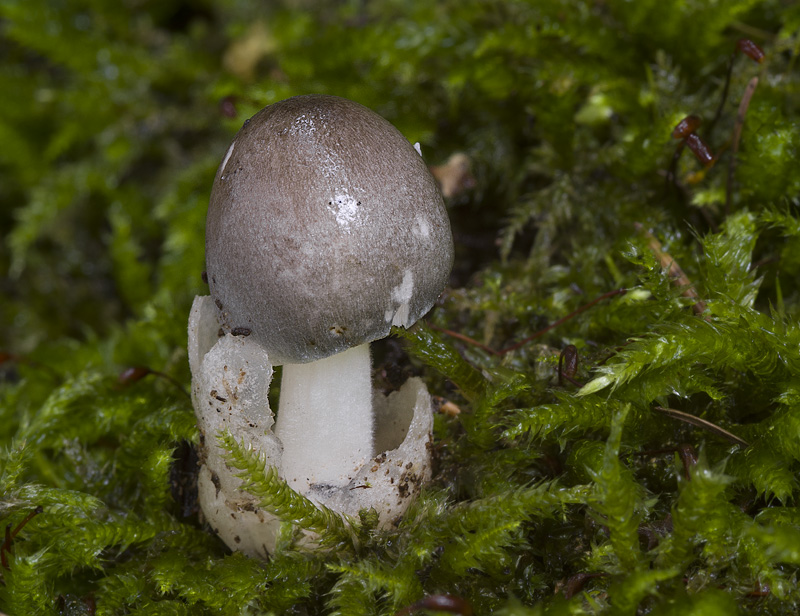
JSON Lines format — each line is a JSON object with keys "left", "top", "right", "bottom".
{"left": 2, "top": 0, "right": 800, "bottom": 613}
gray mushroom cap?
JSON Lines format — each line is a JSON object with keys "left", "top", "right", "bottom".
{"left": 206, "top": 94, "right": 454, "bottom": 365}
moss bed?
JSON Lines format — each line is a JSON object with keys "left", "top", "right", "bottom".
{"left": 2, "top": 1, "right": 800, "bottom": 614}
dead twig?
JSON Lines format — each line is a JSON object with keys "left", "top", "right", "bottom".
{"left": 651, "top": 406, "right": 749, "bottom": 447}
{"left": 635, "top": 223, "right": 707, "bottom": 316}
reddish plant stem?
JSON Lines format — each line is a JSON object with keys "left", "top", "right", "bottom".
{"left": 726, "top": 76, "right": 759, "bottom": 216}
{"left": 430, "top": 327, "right": 497, "bottom": 355}
{"left": 0, "top": 352, "right": 60, "bottom": 380}
{"left": 431, "top": 288, "right": 627, "bottom": 356}
{"left": 708, "top": 39, "right": 764, "bottom": 136}
{"left": 499, "top": 288, "right": 627, "bottom": 355}
{"left": 708, "top": 52, "right": 737, "bottom": 135}
{"left": 1, "top": 506, "right": 43, "bottom": 570}
{"left": 118, "top": 366, "right": 191, "bottom": 400}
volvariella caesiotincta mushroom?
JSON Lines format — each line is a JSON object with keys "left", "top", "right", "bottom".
{"left": 189, "top": 94, "right": 453, "bottom": 557}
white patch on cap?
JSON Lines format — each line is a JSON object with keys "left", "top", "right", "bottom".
{"left": 328, "top": 193, "right": 360, "bottom": 231}
{"left": 414, "top": 142, "right": 422, "bottom": 156}
{"left": 220, "top": 142, "right": 235, "bottom": 179}
{"left": 385, "top": 270, "right": 414, "bottom": 327}
{"left": 413, "top": 217, "right": 430, "bottom": 238}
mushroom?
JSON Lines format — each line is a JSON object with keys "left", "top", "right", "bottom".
{"left": 189, "top": 94, "right": 453, "bottom": 555}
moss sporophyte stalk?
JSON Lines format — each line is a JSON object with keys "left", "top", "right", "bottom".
{"left": 2, "top": 1, "right": 800, "bottom": 614}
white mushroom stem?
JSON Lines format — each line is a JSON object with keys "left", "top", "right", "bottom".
{"left": 275, "top": 343, "right": 374, "bottom": 493}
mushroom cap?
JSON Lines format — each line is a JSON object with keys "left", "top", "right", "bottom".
{"left": 206, "top": 94, "right": 453, "bottom": 364}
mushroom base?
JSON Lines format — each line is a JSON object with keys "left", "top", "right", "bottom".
{"left": 188, "top": 295, "right": 433, "bottom": 558}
